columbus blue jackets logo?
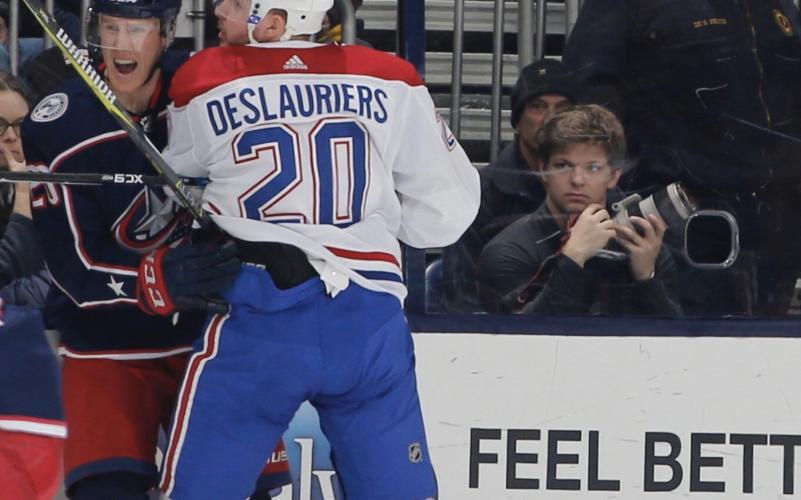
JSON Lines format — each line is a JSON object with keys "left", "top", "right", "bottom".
{"left": 31, "top": 93, "right": 69, "bottom": 122}
{"left": 113, "top": 188, "right": 191, "bottom": 253}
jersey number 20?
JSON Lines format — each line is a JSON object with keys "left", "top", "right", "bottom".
{"left": 233, "top": 118, "right": 369, "bottom": 227}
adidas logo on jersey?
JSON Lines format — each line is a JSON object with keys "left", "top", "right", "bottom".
{"left": 283, "top": 55, "right": 308, "bottom": 70}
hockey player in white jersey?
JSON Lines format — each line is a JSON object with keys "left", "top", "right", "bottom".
{"left": 142, "top": 0, "right": 480, "bottom": 498}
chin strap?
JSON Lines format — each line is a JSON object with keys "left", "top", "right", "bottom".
{"left": 247, "top": 22, "right": 258, "bottom": 44}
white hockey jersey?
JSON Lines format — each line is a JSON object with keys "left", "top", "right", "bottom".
{"left": 164, "top": 41, "right": 480, "bottom": 302}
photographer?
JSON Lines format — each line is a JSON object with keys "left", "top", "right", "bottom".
{"left": 440, "top": 59, "right": 584, "bottom": 313}
{"left": 478, "top": 105, "right": 681, "bottom": 316}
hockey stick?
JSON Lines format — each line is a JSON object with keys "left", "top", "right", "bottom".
{"left": 0, "top": 170, "right": 169, "bottom": 186}
{"left": 0, "top": 170, "right": 209, "bottom": 187}
{"left": 20, "top": 0, "right": 209, "bottom": 226}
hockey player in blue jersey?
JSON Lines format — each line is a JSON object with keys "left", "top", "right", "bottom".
{"left": 141, "top": 1, "right": 480, "bottom": 498}
{"left": 0, "top": 300, "right": 65, "bottom": 500}
{"left": 21, "top": 0, "right": 290, "bottom": 498}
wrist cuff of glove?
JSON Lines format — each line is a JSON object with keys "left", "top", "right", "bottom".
{"left": 137, "top": 246, "right": 177, "bottom": 316}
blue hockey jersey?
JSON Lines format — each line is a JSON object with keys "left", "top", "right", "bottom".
{"left": 0, "top": 302, "right": 65, "bottom": 437}
{"left": 21, "top": 52, "right": 206, "bottom": 355}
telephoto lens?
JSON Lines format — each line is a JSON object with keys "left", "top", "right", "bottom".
{"left": 612, "top": 182, "right": 696, "bottom": 239}
{"left": 609, "top": 182, "right": 739, "bottom": 268}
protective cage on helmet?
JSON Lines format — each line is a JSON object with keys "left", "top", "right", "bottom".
{"left": 87, "top": 0, "right": 181, "bottom": 68}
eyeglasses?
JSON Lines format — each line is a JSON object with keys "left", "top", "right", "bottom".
{"left": 546, "top": 160, "right": 611, "bottom": 177}
{"left": 0, "top": 118, "right": 24, "bottom": 136}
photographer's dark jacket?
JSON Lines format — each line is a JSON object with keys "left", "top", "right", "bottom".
{"left": 440, "top": 141, "right": 545, "bottom": 313}
{"left": 563, "top": 0, "right": 801, "bottom": 195}
{"left": 477, "top": 203, "right": 682, "bottom": 315}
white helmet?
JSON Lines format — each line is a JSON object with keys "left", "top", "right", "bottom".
{"left": 247, "top": 0, "right": 335, "bottom": 43}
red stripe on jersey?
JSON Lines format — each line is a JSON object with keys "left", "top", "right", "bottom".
{"left": 50, "top": 131, "right": 129, "bottom": 173}
{"left": 206, "top": 202, "right": 223, "bottom": 215}
{"left": 325, "top": 246, "right": 400, "bottom": 267}
{"left": 171, "top": 44, "right": 424, "bottom": 107}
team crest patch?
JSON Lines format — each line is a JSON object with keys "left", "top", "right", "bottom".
{"left": 409, "top": 441, "right": 423, "bottom": 463}
{"left": 32, "top": 93, "right": 69, "bottom": 122}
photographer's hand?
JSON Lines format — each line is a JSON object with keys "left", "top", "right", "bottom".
{"left": 562, "top": 204, "right": 616, "bottom": 267}
{"left": 614, "top": 214, "right": 666, "bottom": 281}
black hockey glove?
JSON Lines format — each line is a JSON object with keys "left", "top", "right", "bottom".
{"left": 136, "top": 241, "right": 240, "bottom": 316}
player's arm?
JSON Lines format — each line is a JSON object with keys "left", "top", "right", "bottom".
{"left": 32, "top": 184, "right": 141, "bottom": 307}
{"left": 162, "top": 102, "right": 210, "bottom": 179}
{"left": 24, "top": 138, "right": 142, "bottom": 308}
{"left": 389, "top": 84, "right": 481, "bottom": 248}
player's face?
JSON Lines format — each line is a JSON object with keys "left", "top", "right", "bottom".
{"left": 542, "top": 143, "right": 621, "bottom": 217}
{"left": 98, "top": 15, "right": 165, "bottom": 94}
{"left": 214, "top": 0, "right": 250, "bottom": 46}
{"left": 0, "top": 90, "right": 28, "bottom": 167}
{"left": 517, "top": 94, "right": 573, "bottom": 164}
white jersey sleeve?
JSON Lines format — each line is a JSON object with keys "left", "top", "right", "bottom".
{"left": 164, "top": 102, "right": 207, "bottom": 178}
{"left": 388, "top": 85, "right": 480, "bottom": 248}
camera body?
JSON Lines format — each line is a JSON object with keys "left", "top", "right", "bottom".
{"left": 608, "top": 182, "right": 739, "bottom": 268}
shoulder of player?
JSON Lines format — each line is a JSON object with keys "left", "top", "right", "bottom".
{"left": 22, "top": 79, "right": 122, "bottom": 165}
{"left": 170, "top": 44, "right": 424, "bottom": 107}
{"left": 169, "top": 46, "right": 237, "bottom": 107}
{"left": 25, "top": 78, "right": 100, "bottom": 130}
{"left": 337, "top": 44, "right": 424, "bottom": 86}
{"left": 162, "top": 49, "right": 192, "bottom": 80}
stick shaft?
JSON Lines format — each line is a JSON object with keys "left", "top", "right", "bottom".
{"left": 0, "top": 170, "right": 170, "bottom": 185}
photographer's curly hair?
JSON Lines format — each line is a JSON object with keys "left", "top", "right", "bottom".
{"left": 535, "top": 104, "right": 626, "bottom": 168}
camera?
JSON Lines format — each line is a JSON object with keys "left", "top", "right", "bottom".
{"left": 603, "top": 182, "right": 739, "bottom": 269}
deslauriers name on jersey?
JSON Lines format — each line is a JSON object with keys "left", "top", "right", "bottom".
{"left": 206, "top": 83, "right": 389, "bottom": 136}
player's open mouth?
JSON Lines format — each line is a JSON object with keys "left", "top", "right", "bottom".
{"left": 114, "top": 58, "right": 138, "bottom": 75}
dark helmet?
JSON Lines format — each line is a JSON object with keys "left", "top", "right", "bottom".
{"left": 90, "top": 0, "right": 180, "bottom": 19}
{"left": 87, "top": 0, "right": 181, "bottom": 67}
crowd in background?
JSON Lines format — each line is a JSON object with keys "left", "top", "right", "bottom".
{"left": 439, "top": 0, "right": 801, "bottom": 319}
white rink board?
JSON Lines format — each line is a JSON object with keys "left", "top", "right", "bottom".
{"left": 414, "top": 333, "right": 801, "bottom": 500}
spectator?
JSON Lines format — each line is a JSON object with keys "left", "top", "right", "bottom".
{"left": 440, "top": 59, "right": 583, "bottom": 313}
{"left": 0, "top": 70, "right": 64, "bottom": 500}
{"left": 0, "top": 1, "right": 81, "bottom": 74}
{"left": 0, "top": 70, "right": 48, "bottom": 306}
{"left": 478, "top": 105, "right": 681, "bottom": 316}
{"left": 564, "top": 0, "right": 801, "bottom": 317}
